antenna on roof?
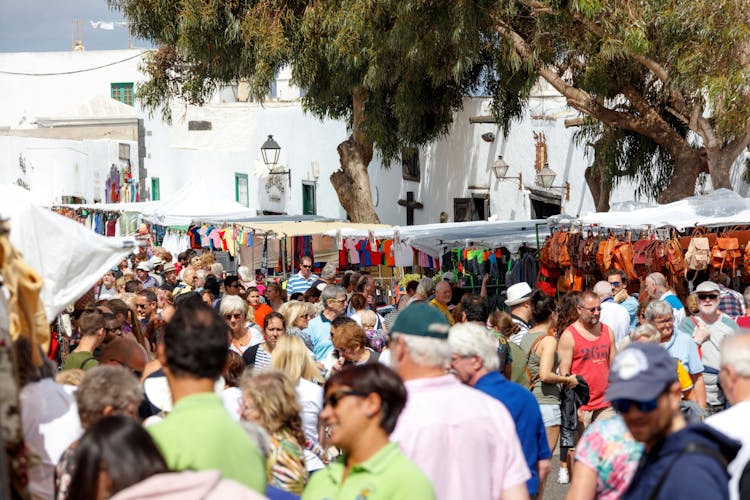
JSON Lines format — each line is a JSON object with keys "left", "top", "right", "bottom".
{"left": 72, "top": 19, "right": 84, "bottom": 51}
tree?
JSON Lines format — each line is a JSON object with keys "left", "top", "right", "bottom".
{"left": 111, "top": 0, "right": 497, "bottom": 222}
{"left": 490, "top": 0, "right": 750, "bottom": 203}
{"left": 114, "top": 0, "right": 750, "bottom": 216}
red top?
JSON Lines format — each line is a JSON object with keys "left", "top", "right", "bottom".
{"left": 568, "top": 323, "right": 613, "bottom": 410}
{"left": 253, "top": 303, "right": 273, "bottom": 329}
{"left": 736, "top": 316, "right": 750, "bottom": 329}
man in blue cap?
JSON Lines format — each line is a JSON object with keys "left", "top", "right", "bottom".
{"left": 609, "top": 343, "right": 739, "bottom": 499}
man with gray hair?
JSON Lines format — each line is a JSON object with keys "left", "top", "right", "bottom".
{"left": 449, "top": 322, "right": 550, "bottom": 498}
{"left": 390, "top": 303, "right": 531, "bottom": 500}
{"left": 645, "top": 300, "right": 706, "bottom": 408}
{"left": 644, "top": 272, "right": 685, "bottom": 327}
{"left": 594, "top": 280, "right": 631, "bottom": 348}
{"left": 311, "top": 262, "right": 338, "bottom": 292}
{"left": 707, "top": 334, "right": 750, "bottom": 500}
{"left": 56, "top": 365, "right": 144, "bottom": 499}
{"left": 407, "top": 277, "right": 435, "bottom": 306}
{"left": 678, "top": 281, "right": 738, "bottom": 414}
{"left": 306, "top": 284, "right": 348, "bottom": 362}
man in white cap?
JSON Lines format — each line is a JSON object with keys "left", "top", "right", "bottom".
{"left": 136, "top": 261, "right": 158, "bottom": 289}
{"left": 678, "top": 281, "right": 739, "bottom": 415}
{"left": 505, "top": 282, "right": 533, "bottom": 345}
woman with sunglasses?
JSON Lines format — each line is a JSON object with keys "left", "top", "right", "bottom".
{"left": 302, "top": 364, "right": 435, "bottom": 499}
{"left": 221, "top": 295, "right": 263, "bottom": 356}
{"left": 279, "top": 300, "right": 315, "bottom": 351}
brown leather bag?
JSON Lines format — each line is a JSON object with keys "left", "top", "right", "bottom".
{"left": 597, "top": 236, "right": 619, "bottom": 274}
{"left": 665, "top": 236, "right": 686, "bottom": 276}
{"left": 549, "top": 231, "right": 571, "bottom": 268}
{"left": 711, "top": 234, "right": 741, "bottom": 272}
{"left": 612, "top": 233, "right": 637, "bottom": 281}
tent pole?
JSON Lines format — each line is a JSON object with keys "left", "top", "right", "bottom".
{"left": 281, "top": 237, "right": 287, "bottom": 281}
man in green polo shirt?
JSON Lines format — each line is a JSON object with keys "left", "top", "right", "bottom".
{"left": 302, "top": 363, "right": 434, "bottom": 499}
{"left": 148, "top": 300, "right": 265, "bottom": 493}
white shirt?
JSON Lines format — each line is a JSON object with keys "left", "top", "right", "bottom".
{"left": 706, "top": 400, "right": 750, "bottom": 500}
{"left": 600, "top": 299, "right": 631, "bottom": 348}
{"left": 20, "top": 379, "right": 82, "bottom": 500}
{"left": 295, "top": 378, "right": 325, "bottom": 471}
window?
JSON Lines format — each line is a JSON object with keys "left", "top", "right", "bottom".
{"left": 235, "top": 173, "right": 249, "bottom": 207}
{"left": 111, "top": 82, "right": 134, "bottom": 106}
{"left": 151, "top": 178, "right": 160, "bottom": 201}
{"left": 453, "top": 196, "right": 488, "bottom": 222}
{"left": 118, "top": 143, "right": 130, "bottom": 160}
{"left": 401, "top": 148, "right": 420, "bottom": 182}
{"left": 302, "top": 182, "right": 316, "bottom": 215}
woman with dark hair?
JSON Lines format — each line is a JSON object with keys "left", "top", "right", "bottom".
{"left": 254, "top": 312, "right": 286, "bottom": 369}
{"left": 302, "top": 364, "right": 435, "bottom": 499}
{"left": 108, "top": 298, "right": 149, "bottom": 353}
{"left": 556, "top": 291, "right": 581, "bottom": 335}
{"left": 67, "top": 415, "right": 167, "bottom": 499}
{"left": 520, "top": 290, "right": 578, "bottom": 458}
{"left": 221, "top": 351, "right": 245, "bottom": 421}
{"left": 71, "top": 416, "right": 264, "bottom": 500}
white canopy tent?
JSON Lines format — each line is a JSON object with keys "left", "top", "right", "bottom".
{"left": 326, "top": 219, "right": 549, "bottom": 256}
{"left": 1, "top": 184, "right": 136, "bottom": 319}
{"left": 568, "top": 189, "right": 750, "bottom": 230}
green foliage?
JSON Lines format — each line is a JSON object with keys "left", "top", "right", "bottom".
{"left": 112, "top": 0, "right": 750, "bottom": 198}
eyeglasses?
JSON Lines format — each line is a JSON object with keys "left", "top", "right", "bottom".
{"left": 324, "top": 390, "right": 367, "bottom": 408}
{"left": 301, "top": 264, "right": 312, "bottom": 269}
{"left": 697, "top": 294, "right": 719, "bottom": 301}
{"left": 611, "top": 398, "right": 659, "bottom": 413}
{"left": 578, "top": 305, "right": 602, "bottom": 313}
{"left": 608, "top": 281, "right": 622, "bottom": 288}
{"left": 225, "top": 313, "right": 244, "bottom": 320}
{"left": 135, "top": 303, "right": 148, "bottom": 309}
{"left": 653, "top": 317, "right": 674, "bottom": 325}
{"left": 329, "top": 298, "right": 347, "bottom": 304}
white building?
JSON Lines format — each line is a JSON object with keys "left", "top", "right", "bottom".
{"left": 2, "top": 48, "right": 744, "bottom": 226}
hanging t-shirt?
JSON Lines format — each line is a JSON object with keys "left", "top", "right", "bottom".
{"left": 105, "top": 217, "right": 118, "bottom": 237}
{"left": 393, "top": 243, "right": 414, "bottom": 267}
{"left": 198, "top": 226, "right": 211, "bottom": 248}
{"left": 344, "top": 239, "right": 360, "bottom": 264}
{"left": 208, "top": 228, "right": 222, "bottom": 250}
{"left": 381, "top": 240, "right": 395, "bottom": 266}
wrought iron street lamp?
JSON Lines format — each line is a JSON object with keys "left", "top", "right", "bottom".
{"left": 260, "top": 135, "right": 290, "bottom": 187}
{"left": 490, "top": 155, "right": 523, "bottom": 190}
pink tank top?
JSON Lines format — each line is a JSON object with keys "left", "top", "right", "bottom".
{"left": 568, "top": 324, "right": 612, "bottom": 410}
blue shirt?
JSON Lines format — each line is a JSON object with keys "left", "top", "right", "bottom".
{"left": 306, "top": 313, "right": 334, "bottom": 361}
{"left": 286, "top": 272, "right": 318, "bottom": 295}
{"left": 474, "top": 371, "right": 551, "bottom": 495}
{"left": 662, "top": 332, "right": 704, "bottom": 374}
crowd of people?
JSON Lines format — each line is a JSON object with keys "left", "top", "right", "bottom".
{"left": 12, "top": 246, "right": 750, "bottom": 499}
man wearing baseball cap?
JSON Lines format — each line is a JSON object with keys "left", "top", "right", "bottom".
{"left": 609, "top": 343, "right": 739, "bottom": 499}
{"left": 389, "top": 303, "right": 530, "bottom": 500}
{"left": 678, "top": 281, "right": 739, "bottom": 414}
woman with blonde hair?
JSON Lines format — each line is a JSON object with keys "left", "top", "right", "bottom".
{"left": 221, "top": 295, "right": 263, "bottom": 356}
{"left": 272, "top": 335, "right": 327, "bottom": 472}
{"left": 265, "top": 282, "right": 286, "bottom": 311}
{"left": 240, "top": 369, "right": 309, "bottom": 494}
{"left": 278, "top": 300, "right": 314, "bottom": 351}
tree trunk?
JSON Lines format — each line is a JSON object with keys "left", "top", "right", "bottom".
{"left": 330, "top": 136, "right": 381, "bottom": 223}
{"left": 658, "top": 148, "right": 706, "bottom": 203}
{"left": 708, "top": 149, "right": 734, "bottom": 190}
{"left": 329, "top": 86, "right": 381, "bottom": 223}
{"left": 584, "top": 165, "right": 611, "bottom": 212}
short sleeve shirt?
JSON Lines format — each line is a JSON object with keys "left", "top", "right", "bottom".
{"left": 575, "top": 415, "right": 644, "bottom": 500}
{"left": 302, "top": 442, "right": 435, "bottom": 500}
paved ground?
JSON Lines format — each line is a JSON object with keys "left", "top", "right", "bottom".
{"left": 542, "top": 456, "right": 570, "bottom": 500}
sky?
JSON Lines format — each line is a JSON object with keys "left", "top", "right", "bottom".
{"left": 0, "top": 0, "right": 150, "bottom": 52}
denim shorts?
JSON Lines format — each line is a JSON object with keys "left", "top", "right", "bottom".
{"left": 539, "top": 404, "right": 562, "bottom": 427}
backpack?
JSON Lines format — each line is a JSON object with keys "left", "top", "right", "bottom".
{"left": 646, "top": 441, "right": 729, "bottom": 500}
{"left": 685, "top": 233, "right": 711, "bottom": 272}
{"left": 241, "top": 344, "right": 260, "bottom": 366}
{"left": 711, "top": 235, "right": 741, "bottom": 273}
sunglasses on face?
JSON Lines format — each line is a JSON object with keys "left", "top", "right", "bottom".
{"left": 609, "top": 281, "right": 622, "bottom": 288}
{"left": 611, "top": 398, "right": 659, "bottom": 413}
{"left": 697, "top": 294, "right": 719, "bottom": 301}
{"left": 135, "top": 303, "right": 148, "bottom": 309}
{"left": 301, "top": 264, "right": 312, "bottom": 269}
{"left": 578, "top": 305, "right": 602, "bottom": 313}
{"left": 324, "top": 390, "right": 367, "bottom": 408}
{"left": 225, "top": 313, "right": 244, "bottom": 320}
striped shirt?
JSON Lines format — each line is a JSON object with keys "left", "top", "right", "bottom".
{"left": 287, "top": 272, "right": 319, "bottom": 295}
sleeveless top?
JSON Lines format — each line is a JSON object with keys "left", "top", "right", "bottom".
{"left": 568, "top": 323, "right": 612, "bottom": 410}
{"left": 521, "top": 330, "right": 561, "bottom": 405}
